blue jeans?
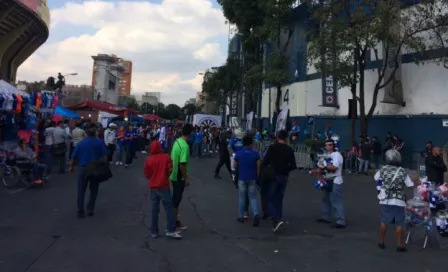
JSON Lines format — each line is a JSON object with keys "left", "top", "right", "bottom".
{"left": 371, "top": 155, "right": 380, "bottom": 170}
{"left": 238, "top": 180, "right": 259, "bottom": 218}
{"left": 268, "top": 175, "right": 288, "bottom": 221}
{"left": 150, "top": 188, "right": 176, "bottom": 234}
{"left": 321, "top": 183, "right": 346, "bottom": 225}
{"left": 44, "top": 145, "right": 52, "bottom": 175}
{"left": 193, "top": 142, "right": 202, "bottom": 157}
{"left": 115, "top": 144, "right": 123, "bottom": 162}
{"left": 358, "top": 159, "right": 369, "bottom": 173}
{"left": 31, "top": 162, "right": 46, "bottom": 180}
{"left": 76, "top": 166, "right": 100, "bottom": 213}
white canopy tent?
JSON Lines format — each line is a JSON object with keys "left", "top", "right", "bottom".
{"left": 0, "top": 80, "right": 30, "bottom": 97}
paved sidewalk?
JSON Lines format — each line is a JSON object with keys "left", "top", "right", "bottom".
{"left": 0, "top": 154, "right": 447, "bottom": 272}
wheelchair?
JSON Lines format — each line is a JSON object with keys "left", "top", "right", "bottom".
{"left": 12, "top": 158, "right": 46, "bottom": 189}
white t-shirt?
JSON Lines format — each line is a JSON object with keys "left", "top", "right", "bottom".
{"left": 323, "top": 151, "right": 344, "bottom": 185}
{"left": 44, "top": 127, "right": 55, "bottom": 146}
{"left": 374, "top": 169, "right": 414, "bottom": 207}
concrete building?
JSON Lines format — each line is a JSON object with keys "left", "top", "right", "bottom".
{"left": 257, "top": 2, "right": 448, "bottom": 164}
{"left": 141, "top": 92, "right": 161, "bottom": 106}
{"left": 196, "top": 92, "right": 217, "bottom": 115}
{"left": 62, "top": 85, "right": 94, "bottom": 106}
{"left": 0, "top": 0, "right": 50, "bottom": 83}
{"left": 91, "top": 54, "right": 125, "bottom": 105}
{"left": 118, "top": 59, "right": 132, "bottom": 95}
{"left": 186, "top": 98, "right": 196, "bottom": 105}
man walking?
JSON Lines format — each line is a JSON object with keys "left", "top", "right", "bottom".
{"left": 169, "top": 124, "right": 193, "bottom": 231}
{"left": 53, "top": 121, "right": 68, "bottom": 174}
{"left": 233, "top": 135, "right": 261, "bottom": 226}
{"left": 70, "top": 124, "right": 108, "bottom": 218}
{"left": 104, "top": 123, "right": 117, "bottom": 163}
{"left": 262, "top": 130, "right": 297, "bottom": 232}
{"left": 214, "top": 130, "right": 232, "bottom": 179}
{"left": 144, "top": 140, "right": 182, "bottom": 239}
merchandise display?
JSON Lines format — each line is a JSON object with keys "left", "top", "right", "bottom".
{"left": 314, "top": 178, "right": 328, "bottom": 190}
{"left": 405, "top": 197, "right": 432, "bottom": 230}
{"left": 407, "top": 181, "right": 448, "bottom": 239}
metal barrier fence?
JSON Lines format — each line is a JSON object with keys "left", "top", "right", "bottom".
{"left": 256, "top": 141, "right": 423, "bottom": 173}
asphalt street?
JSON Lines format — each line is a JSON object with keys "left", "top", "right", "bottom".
{"left": 1, "top": 153, "right": 448, "bottom": 272}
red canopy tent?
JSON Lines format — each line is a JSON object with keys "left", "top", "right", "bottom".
{"left": 66, "top": 100, "right": 139, "bottom": 116}
{"left": 143, "top": 114, "right": 160, "bottom": 121}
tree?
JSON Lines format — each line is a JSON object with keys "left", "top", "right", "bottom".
{"left": 164, "top": 104, "right": 182, "bottom": 120}
{"left": 218, "top": 0, "right": 267, "bottom": 116}
{"left": 261, "top": 0, "right": 297, "bottom": 114}
{"left": 307, "top": 0, "right": 448, "bottom": 136}
{"left": 118, "top": 95, "right": 139, "bottom": 110}
{"left": 202, "top": 57, "right": 242, "bottom": 108}
{"left": 140, "top": 102, "right": 155, "bottom": 114}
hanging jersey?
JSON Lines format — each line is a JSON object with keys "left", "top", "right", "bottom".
{"left": 0, "top": 94, "right": 5, "bottom": 110}
{"left": 12, "top": 94, "right": 18, "bottom": 112}
{"left": 15, "top": 95, "right": 23, "bottom": 113}
{"left": 6, "top": 94, "right": 14, "bottom": 111}
{"left": 53, "top": 95, "right": 59, "bottom": 108}
{"left": 25, "top": 114, "right": 37, "bottom": 130}
{"left": 47, "top": 94, "right": 53, "bottom": 108}
{"left": 36, "top": 93, "right": 42, "bottom": 109}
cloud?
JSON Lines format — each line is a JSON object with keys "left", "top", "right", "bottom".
{"left": 17, "top": 0, "right": 227, "bottom": 106}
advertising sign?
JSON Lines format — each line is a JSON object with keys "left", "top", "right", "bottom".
{"left": 321, "top": 75, "right": 338, "bottom": 107}
{"left": 193, "top": 114, "right": 222, "bottom": 128}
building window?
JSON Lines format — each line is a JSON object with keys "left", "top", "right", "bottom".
{"left": 108, "top": 80, "right": 116, "bottom": 90}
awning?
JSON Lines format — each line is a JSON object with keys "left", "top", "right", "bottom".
{"left": 0, "top": 80, "right": 30, "bottom": 97}
{"left": 54, "top": 105, "right": 80, "bottom": 118}
{"left": 143, "top": 114, "right": 160, "bottom": 121}
{"left": 66, "top": 100, "right": 139, "bottom": 116}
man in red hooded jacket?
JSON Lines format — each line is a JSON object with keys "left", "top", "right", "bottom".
{"left": 144, "top": 141, "right": 182, "bottom": 239}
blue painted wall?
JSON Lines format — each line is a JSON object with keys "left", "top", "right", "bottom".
{"left": 260, "top": 115, "right": 448, "bottom": 167}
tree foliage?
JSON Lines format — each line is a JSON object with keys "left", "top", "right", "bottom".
{"left": 201, "top": 57, "right": 242, "bottom": 106}
{"left": 306, "top": 0, "right": 448, "bottom": 135}
{"left": 118, "top": 95, "right": 139, "bottom": 110}
{"left": 139, "top": 102, "right": 155, "bottom": 114}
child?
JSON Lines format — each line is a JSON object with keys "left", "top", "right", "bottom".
{"left": 144, "top": 141, "right": 182, "bottom": 239}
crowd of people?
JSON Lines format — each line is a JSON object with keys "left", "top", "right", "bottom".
{"left": 16, "top": 118, "right": 443, "bottom": 251}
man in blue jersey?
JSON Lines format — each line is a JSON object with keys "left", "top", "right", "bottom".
{"left": 228, "top": 128, "right": 250, "bottom": 218}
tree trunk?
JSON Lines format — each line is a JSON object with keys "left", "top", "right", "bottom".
{"left": 350, "top": 57, "right": 357, "bottom": 144}
{"left": 275, "top": 84, "right": 282, "bottom": 114}
{"left": 358, "top": 62, "right": 367, "bottom": 136}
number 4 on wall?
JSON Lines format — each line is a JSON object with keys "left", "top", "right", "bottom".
{"left": 283, "top": 89, "right": 289, "bottom": 104}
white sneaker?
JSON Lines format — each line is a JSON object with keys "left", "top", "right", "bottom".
{"left": 115, "top": 161, "right": 119, "bottom": 166}
{"left": 119, "top": 162, "right": 123, "bottom": 165}
{"left": 166, "top": 232, "right": 182, "bottom": 239}
{"left": 141, "top": 151, "right": 147, "bottom": 154}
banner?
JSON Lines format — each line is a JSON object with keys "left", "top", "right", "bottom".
{"left": 320, "top": 1, "right": 338, "bottom": 108}
{"left": 246, "top": 111, "right": 254, "bottom": 132}
{"left": 382, "top": 22, "right": 404, "bottom": 105}
{"left": 193, "top": 114, "right": 222, "bottom": 127}
{"left": 275, "top": 108, "right": 289, "bottom": 132}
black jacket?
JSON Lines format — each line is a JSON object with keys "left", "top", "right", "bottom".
{"left": 262, "top": 143, "right": 296, "bottom": 176}
{"left": 425, "top": 154, "right": 447, "bottom": 185}
{"left": 218, "top": 135, "right": 230, "bottom": 158}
